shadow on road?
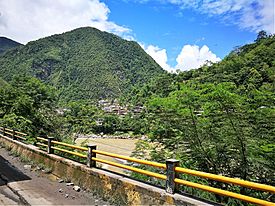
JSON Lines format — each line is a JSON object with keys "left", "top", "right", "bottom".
{"left": 0, "top": 155, "right": 31, "bottom": 186}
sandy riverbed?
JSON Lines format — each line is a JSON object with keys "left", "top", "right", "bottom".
{"left": 75, "top": 138, "right": 138, "bottom": 174}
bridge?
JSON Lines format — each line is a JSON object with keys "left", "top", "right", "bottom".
{"left": 0, "top": 127, "right": 274, "bottom": 205}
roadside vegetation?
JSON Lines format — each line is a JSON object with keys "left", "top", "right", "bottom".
{"left": 0, "top": 31, "right": 274, "bottom": 205}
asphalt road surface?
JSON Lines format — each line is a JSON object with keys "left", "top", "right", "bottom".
{"left": 0, "top": 145, "right": 110, "bottom": 205}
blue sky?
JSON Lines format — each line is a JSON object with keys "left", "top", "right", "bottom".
{"left": 0, "top": 0, "right": 274, "bottom": 72}
{"left": 102, "top": 0, "right": 259, "bottom": 67}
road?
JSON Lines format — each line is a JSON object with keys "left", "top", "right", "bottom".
{"left": 0, "top": 146, "right": 110, "bottom": 205}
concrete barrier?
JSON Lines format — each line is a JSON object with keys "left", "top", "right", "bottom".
{"left": 0, "top": 136, "right": 217, "bottom": 205}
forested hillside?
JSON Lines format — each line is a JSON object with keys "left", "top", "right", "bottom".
{"left": 129, "top": 32, "right": 275, "bottom": 103}
{"left": 0, "top": 37, "right": 22, "bottom": 54}
{"left": 0, "top": 27, "right": 164, "bottom": 101}
{"left": 0, "top": 30, "right": 274, "bottom": 205}
{"left": 130, "top": 33, "right": 275, "bottom": 204}
{"left": 177, "top": 33, "right": 275, "bottom": 88}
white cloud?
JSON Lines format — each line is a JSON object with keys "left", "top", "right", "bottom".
{"left": 200, "top": 0, "right": 275, "bottom": 33}
{"left": 141, "top": 43, "right": 220, "bottom": 72}
{"left": 149, "top": 0, "right": 275, "bottom": 33}
{"left": 141, "top": 44, "right": 174, "bottom": 72}
{"left": 243, "top": 0, "right": 275, "bottom": 33}
{"left": 175, "top": 45, "right": 221, "bottom": 71}
{"left": 0, "top": 0, "right": 131, "bottom": 44}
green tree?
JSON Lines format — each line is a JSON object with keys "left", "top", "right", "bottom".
{"left": 0, "top": 76, "right": 58, "bottom": 137}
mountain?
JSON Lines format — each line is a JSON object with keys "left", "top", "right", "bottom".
{"left": 0, "top": 37, "right": 22, "bottom": 54}
{"left": 131, "top": 34, "right": 275, "bottom": 104}
{"left": 0, "top": 27, "right": 164, "bottom": 101}
{"left": 177, "top": 34, "right": 275, "bottom": 89}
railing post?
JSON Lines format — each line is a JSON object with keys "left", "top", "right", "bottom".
{"left": 165, "top": 159, "right": 179, "bottom": 194}
{"left": 47, "top": 137, "right": 54, "bottom": 154}
{"left": 3, "top": 127, "right": 5, "bottom": 136}
{"left": 87, "top": 144, "right": 97, "bottom": 168}
{"left": 12, "top": 129, "right": 16, "bottom": 140}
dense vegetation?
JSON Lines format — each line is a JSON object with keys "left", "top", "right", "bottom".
{"left": 0, "top": 76, "right": 59, "bottom": 139}
{"left": 0, "top": 37, "right": 22, "bottom": 54}
{"left": 0, "top": 30, "right": 274, "bottom": 205}
{"left": 130, "top": 32, "right": 275, "bottom": 204}
{"left": 0, "top": 27, "right": 164, "bottom": 101}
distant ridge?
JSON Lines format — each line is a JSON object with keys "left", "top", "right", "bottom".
{"left": 0, "top": 37, "right": 22, "bottom": 54}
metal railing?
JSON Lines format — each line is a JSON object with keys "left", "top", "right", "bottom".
{"left": 0, "top": 127, "right": 27, "bottom": 141}
{"left": 36, "top": 136, "right": 87, "bottom": 158}
{"left": 0, "top": 127, "right": 274, "bottom": 205}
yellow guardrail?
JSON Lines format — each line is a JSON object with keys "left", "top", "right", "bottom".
{"left": 15, "top": 131, "right": 27, "bottom": 136}
{"left": 36, "top": 142, "right": 47, "bottom": 147}
{"left": 36, "top": 136, "right": 87, "bottom": 158}
{"left": 37, "top": 137, "right": 47, "bottom": 142}
{"left": 93, "top": 149, "right": 166, "bottom": 169}
{"left": 1, "top": 127, "right": 275, "bottom": 206}
{"left": 4, "top": 131, "right": 14, "bottom": 136}
{"left": 51, "top": 146, "right": 86, "bottom": 158}
{"left": 52, "top": 140, "right": 88, "bottom": 151}
{"left": 175, "top": 167, "right": 275, "bottom": 193}
{"left": 93, "top": 149, "right": 275, "bottom": 205}
{"left": 92, "top": 157, "right": 166, "bottom": 180}
{"left": 4, "top": 128, "right": 13, "bottom": 132}
{"left": 174, "top": 178, "right": 273, "bottom": 206}
{"left": 0, "top": 127, "right": 26, "bottom": 141}
{"left": 14, "top": 134, "right": 26, "bottom": 140}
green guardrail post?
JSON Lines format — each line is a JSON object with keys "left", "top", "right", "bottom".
{"left": 47, "top": 137, "right": 54, "bottom": 154}
{"left": 166, "top": 159, "right": 179, "bottom": 194}
{"left": 87, "top": 144, "right": 97, "bottom": 168}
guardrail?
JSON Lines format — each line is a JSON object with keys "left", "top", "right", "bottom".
{"left": 0, "top": 127, "right": 27, "bottom": 141}
{"left": 1, "top": 127, "right": 274, "bottom": 205}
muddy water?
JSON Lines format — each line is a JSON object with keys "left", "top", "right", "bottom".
{"left": 75, "top": 138, "right": 138, "bottom": 174}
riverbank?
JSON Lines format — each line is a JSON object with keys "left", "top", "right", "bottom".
{"left": 75, "top": 138, "right": 138, "bottom": 174}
